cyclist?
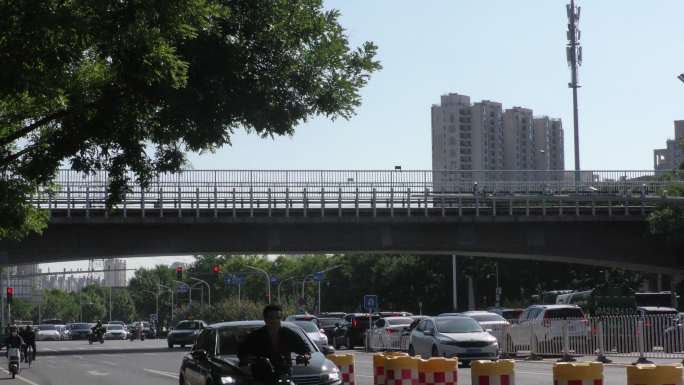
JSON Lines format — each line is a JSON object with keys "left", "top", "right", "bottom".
{"left": 21, "top": 326, "right": 36, "bottom": 362}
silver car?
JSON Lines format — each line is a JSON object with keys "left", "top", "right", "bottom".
{"left": 292, "top": 320, "right": 329, "bottom": 349}
{"left": 409, "top": 316, "right": 498, "bottom": 363}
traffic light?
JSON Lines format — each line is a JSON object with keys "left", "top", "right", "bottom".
{"left": 212, "top": 265, "right": 220, "bottom": 274}
{"left": 176, "top": 266, "right": 183, "bottom": 280}
{"left": 6, "top": 287, "right": 13, "bottom": 305}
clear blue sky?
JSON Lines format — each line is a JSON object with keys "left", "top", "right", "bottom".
{"left": 41, "top": 0, "right": 684, "bottom": 274}
{"left": 185, "top": 0, "right": 684, "bottom": 171}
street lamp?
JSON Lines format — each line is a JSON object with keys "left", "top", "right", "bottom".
{"left": 190, "top": 277, "right": 211, "bottom": 306}
{"left": 314, "top": 265, "right": 343, "bottom": 314}
{"left": 245, "top": 266, "right": 271, "bottom": 304}
{"left": 142, "top": 289, "right": 159, "bottom": 324}
{"left": 189, "top": 282, "right": 204, "bottom": 307}
{"left": 277, "top": 276, "right": 297, "bottom": 305}
{"left": 159, "top": 283, "right": 174, "bottom": 324}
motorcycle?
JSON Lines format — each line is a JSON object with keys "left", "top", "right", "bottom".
{"left": 128, "top": 325, "right": 145, "bottom": 341}
{"left": 245, "top": 354, "right": 310, "bottom": 385}
{"left": 89, "top": 329, "right": 105, "bottom": 345}
{"left": 8, "top": 347, "right": 20, "bottom": 378}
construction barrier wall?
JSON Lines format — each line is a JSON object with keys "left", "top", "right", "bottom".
{"left": 471, "top": 359, "right": 515, "bottom": 385}
{"left": 552, "top": 362, "right": 603, "bottom": 385}
{"left": 327, "top": 354, "right": 356, "bottom": 385}
{"left": 626, "top": 364, "right": 683, "bottom": 385}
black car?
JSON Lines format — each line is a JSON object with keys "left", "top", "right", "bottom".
{"left": 179, "top": 321, "right": 341, "bottom": 385}
{"left": 332, "top": 313, "right": 379, "bottom": 349}
{"left": 318, "top": 317, "right": 344, "bottom": 347}
{"left": 67, "top": 323, "right": 92, "bottom": 340}
{"left": 168, "top": 320, "right": 207, "bottom": 348}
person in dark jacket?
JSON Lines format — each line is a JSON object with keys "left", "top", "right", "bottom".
{"left": 238, "top": 304, "right": 310, "bottom": 374}
{"left": 21, "top": 326, "right": 36, "bottom": 361}
{"left": 3, "top": 326, "right": 25, "bottom": 357}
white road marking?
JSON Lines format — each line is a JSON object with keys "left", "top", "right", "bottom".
{"left": 73, "top": 355, "right": 84, "bottom": 359}
{"left": 87, "top": 370, "right": 109, "bottom": 376}
{"left": 516, "top": 370, "right": 550, "bottom": 375}
{"left": 0, "top": 367, "right": 41, "bottom": 385}
{"left": 144, "top": 369, "right": 179, "bottom": 379}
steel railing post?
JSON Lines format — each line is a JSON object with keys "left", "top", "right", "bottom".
{"left": 595, "top": 320, "right": 612, "bottom": 363}
{"left": 527, "top": 320, "right": 542, "bottom": 360}
{"left": 232, "top": 188, "right": 237, "bottom": 218}
{"left": 390, "top": 188, "right": 394, "bottom": 217}
{"left": 285, "top": 188, "right": 290, "bottom": 218}
{"left": 67, "top": 185, "right": 71, "bottom": 218}
{"left": 195, "top": 187, "right": 200, "bottom": 218}
{"left": 558, "top": 319, "right": 576, "bottom": 362}
{"left": 267, "top": 188, "right": 272, "bottom": 217}
{"left": 633, "top": 318, "right": 653, "bottom": 364}
{"left": 177, "top": 187, "right": 182, "bottom": 218}
{"left": 85, "top": 186, "right": 90, "bottom": 219}
{"left": 214, "top": 186, "right": 218, "bottom": 218}
{"left": 303, "top": 188, "right": 308, "bottom": 217}
{"left": 321, "top": 188, "right": 325, "bottom": 217}
{"left": 407, "top": 188, "right": 411, "bottom": 217}
{"left": 249, "top": 187, "right": 254, "bottom": 217}
{"left": 372, "top": 188, "right": 376, "bottom": 217}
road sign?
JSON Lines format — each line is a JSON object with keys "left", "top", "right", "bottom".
{"left": 177, "top": 284, "right": 189, "bottom": 293}
{"left": 313, "top": 272, "right": 325, "bottom": 282}
{"left": 364, "top": 294, "right": 378, "bottom": 312}
{"left": 224, "top": 274, "right": 233, "bottom": 285}
{"left": 270, "top": 275, "right": 278, "bottom": 284}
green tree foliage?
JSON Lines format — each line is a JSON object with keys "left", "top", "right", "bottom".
{"left": 0, "top": 0, "right": 381, "bottom": 240}
{"left": 11, "top": 298, "right": 34, "bottom": 322}
{"left": 41, "top": 289, "right": 79, "bottom": 322}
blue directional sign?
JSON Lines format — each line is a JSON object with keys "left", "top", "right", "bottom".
{"left": 235, "top": 275, "right": 246, "bottom": 285}
{"left": 177, "top": 284, "right": 189, "bottom": 293}
{"left": 224, "top": 274, "right": 234, "bottom": 285}
{"left": 364, "top": 294, "right": 378, "bottom": 312}
{"left": 313, "top": 272, "right": 325, "bottom": 282}
{"left": 270, "top": 275, "right": 278, "bottom": 284}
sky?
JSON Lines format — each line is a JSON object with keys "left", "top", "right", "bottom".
{"left": 40, "top": 0, "right": 684, "bottom": 277}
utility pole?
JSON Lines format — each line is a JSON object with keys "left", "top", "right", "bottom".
{"left": 452, "top": 255, "right": 458, "bottom": 312}
{"left": 566, "top": 0, "right": 583, "bottom": 183}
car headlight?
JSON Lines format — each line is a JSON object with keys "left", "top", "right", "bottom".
{"left": 321, "top": 370, "right": 340, "bottom": 383}
{"left": 221, "top": 376, "right": 236, "bottom": 384}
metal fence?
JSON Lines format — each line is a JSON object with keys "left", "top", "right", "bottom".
{"left": 367, "top": 314, "right": 684, "bottom": 362}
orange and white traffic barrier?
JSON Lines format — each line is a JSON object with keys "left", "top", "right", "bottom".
{"left": 552, "top": 362, "right": 603, "bottom": 385}
{"left": 385, "top": 356, "right": 420, "bottom": 385}
{"left": 375, "top": 353, "right": 409, "bottom": 385}
{"left": 327, "top": 354, "right": 355, "bottom": 385}
{"left": 627, "top": 364, "right": 683, "bottom": 385}
{"left": 471, "top": 359, "right": 515, "bottom": 385}
{"left": 418, "top": 357, "right": 458, "bottom": 385}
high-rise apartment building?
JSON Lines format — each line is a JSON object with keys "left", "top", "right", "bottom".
{"left": 503, "top": 107, "right": 535, "bottom": 170}
{"left": 431, "top": 93, "right": 564, "bottom": 183}
{"left": 104, "top": 258, "right": 126, "bottom": 287}
{"left": 654, "top": 120, "right": 684, "bottom": 170}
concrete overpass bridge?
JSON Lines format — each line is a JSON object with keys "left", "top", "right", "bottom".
{"left": 2, "top": 169, "right": 683, "bottom": 274}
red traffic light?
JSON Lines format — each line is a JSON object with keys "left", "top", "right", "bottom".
{"left": 212, "top": 265, "right": 220, "bottom": 274}
{"left": 176, "top": 266, "right": 183, "bottom": 273}
{"left": 6, "top": 288, "right": 13, "bottom": 296}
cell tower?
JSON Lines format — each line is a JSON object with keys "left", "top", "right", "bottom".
{"left": 566, "top": 0, "right": 582, "bottom": 182}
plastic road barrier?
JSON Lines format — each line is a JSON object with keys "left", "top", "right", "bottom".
{"left": 626, "top": 364, "right": 683, "bottom": 385}
{"left": 375, "top": 353, "right": 410, "bottom": 385}
{"left": 471, "top": 359, "right": 515, "bottom": 385}
{"left": 327, "top": 354, "right": 356, "bottom": 385}
{"left": 417, "top": 357, "right": 458, "bottom": 385}
{"left": 553, "top": 362, "right": 603, "bottom": 385}
{"left": 385, "top": 356, "right": 420, "bottom": 385}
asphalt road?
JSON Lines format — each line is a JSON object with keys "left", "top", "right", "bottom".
{"left": 0, "top": 341, "right": 674, "bottom": 385}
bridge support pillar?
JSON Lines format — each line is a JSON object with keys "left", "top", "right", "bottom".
{"left": 672, "top": 274, "right": 683, "bottom": 309}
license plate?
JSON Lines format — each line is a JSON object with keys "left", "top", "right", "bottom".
{"left": 466, "top": 348, "right": 481, "bottom": 354}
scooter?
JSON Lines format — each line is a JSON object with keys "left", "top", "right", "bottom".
{"left": 89, "top": 329, "right": 105, "bottom": 345}
{"left": 8, "top": 347, "right": 21, "bottom": 379}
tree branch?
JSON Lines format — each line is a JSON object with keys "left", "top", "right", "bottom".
{"left": 0, "top": 109, "right": 71, "bottom": 148}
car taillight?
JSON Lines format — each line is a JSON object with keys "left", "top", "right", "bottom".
{"left": 386, "top": 328, "right": 393, "bottom": 335}
{"left": 352, "top": 320, "right": 358, "bottom": 328}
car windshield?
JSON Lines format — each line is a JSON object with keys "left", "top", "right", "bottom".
{"left": 387, "top": 317, "right": 413, "bottom": 325}
{"left": 436, "top": 318, "right": 484, "bottom": 333}
{"left": 319, "top": 318, "right": 342, "bottom": 328}
{"left": 176, "top": 321, "right": 200, "bottom": 330}
{"left": 644, "top": 309, "right": 678, "bottom": 315}
{"left": 38, "top": 325, "right": 57, "bottom": 331}
{"left": 502, "top": 310, "right": 523, "bottom": 319}
{"left": 466, "top": 313, "right": 506, "bottom": 322}
{"left": 69, "top": 323, "right": 90, "bottom": 330}
{"left": 218, "top": 324, "right": 316, "bottom": 356}
{"left": 545, "top": 308, "right": 585, "bottom": 318}
{"left": 294, "top": 321, "right": 319, "bottom": 333}
{"left": 107, "top": 325, "right": 123, "bottom": 330}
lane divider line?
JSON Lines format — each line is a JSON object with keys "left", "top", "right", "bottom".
{"left": 0, "top": 367, "right": 42, "bottom": 385}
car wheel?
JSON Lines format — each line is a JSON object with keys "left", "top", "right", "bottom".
{"left": 346, "top": 336, "right": 353, "bottom": 349}
{"left": 431, "top": 345, "right": 439, "bottom": 358}
{"left": 408, "top": 345, "right": 415, "bottom": 357}
{"left": 168, "top": 342, "right": 173, "bottom": 349}
{"left": 180, "top": 344, "right": 185, "bottom": 348}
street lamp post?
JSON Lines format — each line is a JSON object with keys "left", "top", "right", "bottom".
{"left": 142, "top": 290, "right": 159, "bottom": 324}
{"left": 190, "top": 277, "right": 211, "bottom": 306}
{"left": 314, "top": 265, "right": 343, "bottom": 313}
{"left": 159, "top": 283, "right": 173, "bottom": 324}
{"left": 246, "top": 266, "right": 271, "bottom": 304}
{"left": 190, "top": 282, "right": 204, "bottom": 307}
{"left": 277, "top": 276, "right": 297, "bottom": 305}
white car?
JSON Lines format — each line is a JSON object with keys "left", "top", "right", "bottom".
{"left": 292, "top": 320, "right": 328, "bottom": 348}
{"left": 35, "top": 325, "right": 62, "bottom": 341}
{"left": 409, "top": 316, "right": 499, "bottom": 363}
{"left": 104, "top": 324, "right": 128, "bottom": 340}
{"left": 506, "top": 305, "right": 589, "bottom": 352}
{"left": 371, "top": 316, "right": 413, "bottom": 348}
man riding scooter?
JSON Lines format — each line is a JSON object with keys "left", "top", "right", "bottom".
{"left": 3, "top": 326, "right": 25, "bottom": 378}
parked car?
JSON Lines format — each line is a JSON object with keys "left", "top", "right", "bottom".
{"left": 370, "top": 316, "right": 413, "bottom": 348}
{"left": 376, "top": 311, "right": 413, "bottom": 318}
{"left": 291, "top": 320, "right": 329, "bottom": 349}
{"left": 506, "top": 305, "right": 589, "bottom": 352}
{"left": 488, "top": 308, "right": 524, "bottom": 321}
{"left": 35, "top": 324, "right": 62, "bottom": 341}
{"left": 168, "top": 320, "right": 207, "bottom": 348}
{"left": 317, "top": 312, "right": 346, "bottom": 319}
{"left": 458, "top": 311, "right": 510, "bottom": 330}
{"left": 285, "top": 314, "right": 319, "bottom": 327}
{"left": 104, "top": 324, "right": 128, "bottom": 340}
{"left": 55, "top": 325, "right": 69, "bottom": 340}
{"left": 409, "top": 316, "right": 499, "bottom": 363}
{"left": 318, "top": 317, "right": 345, "bottom": 347}
{"left": 67, "top": 323, "right": 92, "bottom": 340}
{"left": 179, "top": 320, "right": 338, "bottom": 385}
{"left": 130, "top": 321, "right": 156, "bottom": 338}
{"left": 334, "top": 313, "right": 380, "bottom": 349}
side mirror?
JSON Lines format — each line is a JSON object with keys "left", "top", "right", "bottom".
{"left": 191, "top": 349, "right": 208, "bottom": 361}
{"left": 424, "top": 329, "right": 434, "bottom": 336}
{"left": 320, "top": 345, "right": 335, "bottom": 355}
